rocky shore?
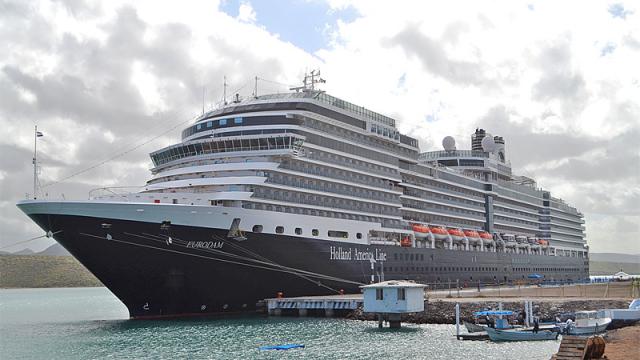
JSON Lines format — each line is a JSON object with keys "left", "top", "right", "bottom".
{"left": 346, "top": 299, "right": 632, "bottom": 324}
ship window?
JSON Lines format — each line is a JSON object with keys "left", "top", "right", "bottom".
{"left": 207, "top": 121, "right": 212, "bottom": 128}
{"left": 312, "top": 229, "right": 319, "bottom": 236}
{"left": 295, "top": 227, "right": 302, "bottom": 235}
{"left": 253, "top": 225, "right": 263, "bottom": 233}
{"left": 197, "top": 124, "right": 202, "bottom": 130}
{"left": 376, "top": 288, "right": 383, "bottom": 300}
{"left": 328, "top": 230, "right": 348, "bottom": 238}
{"left": 172, "top": 199, "right": 178, "bottom": 204}
{"left": 219, "top": 119, "right": 227, "bottom": 126}
{"left": 234, "top": 117, "right": 243, "bottom": 124}
{"left": 275, "top": 226, "right": 284, "bottom": 234}
{"left": 397, "top": 288, "right": 406, "bottom": 300}
{"left": 356, "top": 233, "right": 362, "bottom": 239}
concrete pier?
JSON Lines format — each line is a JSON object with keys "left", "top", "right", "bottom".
{"left": 266, "top": 294, "right": 363, "bottom": 317}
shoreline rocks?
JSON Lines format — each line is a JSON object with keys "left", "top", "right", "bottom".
{"left": 346, "top": 299, "right": 632, "bottom": 324}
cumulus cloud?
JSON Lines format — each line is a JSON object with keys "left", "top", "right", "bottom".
{"left": 0, "top": 0, "right": 316, "bottom": 251}
{"left": 237, "top": 1, "right": 256, "bottom": 23}
{"left": 1, "top": 0, "right": 638, "bottom": 256}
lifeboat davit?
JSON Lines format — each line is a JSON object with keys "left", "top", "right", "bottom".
{"left": 400, "top": 236, "right": 412, "bottom": 247}
{"left": 503, "top": 234, "right": 517, "bottom": 247}
{"left": 412, "top": 224, "right": 430, "bottom": 238}
{"left": 478, "top": 231, "right": 493, "bottom": 240}
{"left": 448, "top": 228, "right": 465, "bottom": 241}
{"left": 515, "top": 235, "right": 528, "bottom": 243}
{"left": 429, "top": 226, "right": 449, "bottom": 240}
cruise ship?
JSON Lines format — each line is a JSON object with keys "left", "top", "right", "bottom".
{"left": 18, "top": 73, "right": 588, "bottom": 318}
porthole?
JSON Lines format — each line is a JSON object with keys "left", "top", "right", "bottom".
{"left": 356, "top": 233, "right": 362, "bottom": 239}
{"left": 275, "top": 226, "right": 284, "bottom": 234}
{"left": 312, "top": 229, "right": 319, "bottom": 236}
{"left": 295, "top": 228, "right": 302, "bottom": 235}
{"left": 252, "top": 225, "right": 263, "bottom": 233}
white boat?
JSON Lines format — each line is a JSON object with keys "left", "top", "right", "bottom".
{"left": 486, "top": 327, "right": 559, "bottom": 341}
{"left": 463, "top": 321, "right": 486, "bottom": 333}
{"left": 563, "top": 311, "right": 611, "bottom": 335}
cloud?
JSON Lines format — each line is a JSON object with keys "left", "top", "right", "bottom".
{"left": 0, "top": 0, "right": 316, "bottom": 251}
{"left": 237, "top": 1, "right": 256, "bottom": 23}
{"left": 1, "top": 0, "right": 638, "bottom": 256}
{"left": 389, "top": 24, "right": 491, "bottom": 87}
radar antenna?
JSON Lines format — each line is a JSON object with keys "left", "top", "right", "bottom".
{"left": 290, "top": 69, "right": 326, "bottom": 93}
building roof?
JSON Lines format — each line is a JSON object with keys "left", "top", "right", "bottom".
{"left": 360, "top": 280, "right": 426, "bottom": 289}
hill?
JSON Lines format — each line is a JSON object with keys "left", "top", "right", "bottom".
{"left": 589, "top": 260, "right": 640, "bottom": 276}
{"left": 36, "top": 243, "right": 71, "bottom": 256}
{"left": 590, "top": 253, "right": 640, "bottom": 264}
{"left": 0, "top": 255, "right": 102, "bottom": 288}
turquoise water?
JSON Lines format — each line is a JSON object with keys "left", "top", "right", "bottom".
{"left": 0, "top": 288, "right": 560, "bottom": 359}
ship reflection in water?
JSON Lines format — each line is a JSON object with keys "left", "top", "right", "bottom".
{"left": 0, "top": 287, "right": 560, "bottom": 359}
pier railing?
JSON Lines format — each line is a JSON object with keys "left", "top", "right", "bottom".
{"left": 423, "top": 280, "right": 639, "bottom": 299}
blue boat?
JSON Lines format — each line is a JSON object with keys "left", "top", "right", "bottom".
{"left": 465, "top": 310, "right": 516, "bottom": 333}
{"left": 486, "top": 327, "right": 559, "bottom": 342}
{"left": 259, "top": 344, "right": 305, "bottom": 351}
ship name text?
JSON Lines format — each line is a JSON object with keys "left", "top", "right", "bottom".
{"left": 329, "top": 246, "right": 387, "bottom": 262}
{"left": 187, "top": 241, "right": 224, "bottom": 249}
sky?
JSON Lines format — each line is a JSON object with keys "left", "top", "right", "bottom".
{"left": 0, "top": 0, "right": 638, "bottom": 255}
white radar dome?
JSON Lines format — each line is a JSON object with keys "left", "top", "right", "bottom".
{"left": 442, "top": 136, "right": 456, "bottom": 151}
{"left": 481, "top": 135, "right": 496, "bottom": 152}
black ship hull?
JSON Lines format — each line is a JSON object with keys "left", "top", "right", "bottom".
{"left": 24, "top": 211, "right": 589, "bottom": 319}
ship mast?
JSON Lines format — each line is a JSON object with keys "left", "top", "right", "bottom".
{"left": 290, "top": 69, "right": 326, "bottom": 93}
{"left": 32, "top": 125, "right": 43, "bottom": 199}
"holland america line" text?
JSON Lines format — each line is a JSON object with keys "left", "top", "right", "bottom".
{"left": 329, "top": 246, "right": 387, "bottom": 261}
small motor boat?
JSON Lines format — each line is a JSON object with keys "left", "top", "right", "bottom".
{"left": 560, "top": 311, "right": 612, "bottom": 335}
{"left": 486, "top": 327, "right": 559, "bottom": 342}
{"left": 464, "top": 321, "right": 486, "bottom": 333}
{"left": 259, "top": 344, "right": 305, "bottom": 351}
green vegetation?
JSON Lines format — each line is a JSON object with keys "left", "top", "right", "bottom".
{"left": 589, "top": 260, "right": 640, "bottom": 276}
{"left": 0, "top": 255, "right": 102, "bottom": 288}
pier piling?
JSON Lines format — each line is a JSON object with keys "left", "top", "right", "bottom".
{"left": 455, "top": 303, "right": 460, "bottom": 340}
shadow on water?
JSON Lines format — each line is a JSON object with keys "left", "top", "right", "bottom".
{"left": 84, "top": 312, "right": 269, "bottom": 331}
{"left": 363, "top": 325, "right": 423, "bottom": 334}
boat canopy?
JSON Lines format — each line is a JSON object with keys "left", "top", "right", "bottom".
{"left": 474, "top": 310, "right": 514, "bottom": 316}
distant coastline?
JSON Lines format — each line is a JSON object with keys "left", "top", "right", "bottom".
{"left": 0, "top": 254, "right": 102, "bottom": 289}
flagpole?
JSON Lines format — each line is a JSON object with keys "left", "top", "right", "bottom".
{"left": 33, "top": 125, "right": 37, "bottom": 199}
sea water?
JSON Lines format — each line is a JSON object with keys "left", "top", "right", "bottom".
{"left": 0, "top": 288, "right": 560, "bottom": 359}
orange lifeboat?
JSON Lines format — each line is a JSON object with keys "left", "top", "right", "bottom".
{"left": 412, "top": 224, "right": 429, "bottom": 238}
{"left": 400, "top": 236, "right": 412, "bottom": 247}
{"left": 478, "top": 231, "right": 493, "bottom": 240}
{"left": 538, "top": 239, "right": 549, "bottom": 246}
{"left": 429, "top": 226, "right": 449, "bottom": 240}
{"left": 448, "top": 228, "right": 465, "bottom": 241}
{"left": 463, "top": 230, "right": 480, "bottom": 239}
